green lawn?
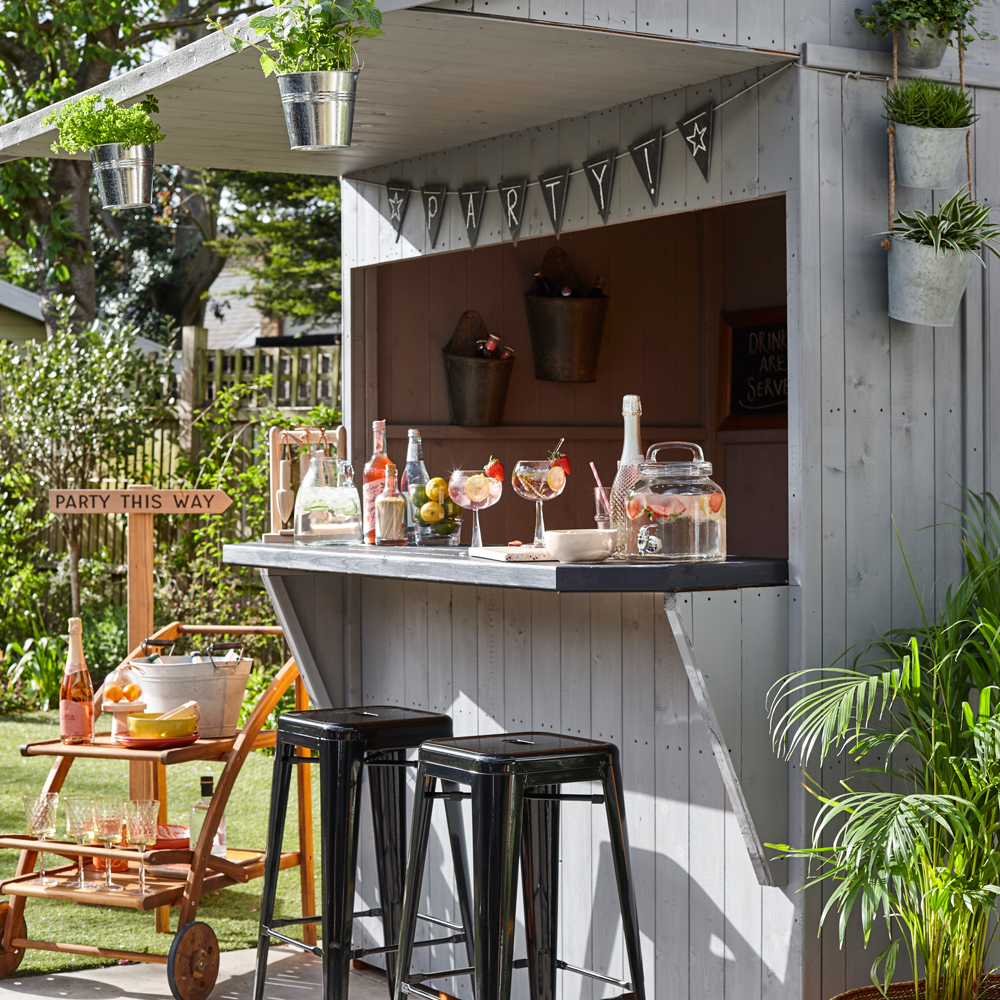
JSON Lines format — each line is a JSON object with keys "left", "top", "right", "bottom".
{"left": 0, "top": 711, "right": 320, "bottom": 976}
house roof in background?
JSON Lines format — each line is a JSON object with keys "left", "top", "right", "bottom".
{"left": 0, "top": 279, "right": 43, "bottom": 322}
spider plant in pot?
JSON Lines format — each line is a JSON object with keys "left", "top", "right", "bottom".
{"left": 884, "top": 79, "right": 978, "bottom": 189}
{"left": 882, "top": 187, "right": 1000, "bottom": 327}
{"left": 42, "top": 94, "right": 164, "bottom": 210}
{"left": 208, "top": 0, "right": 383, "bottom": 151}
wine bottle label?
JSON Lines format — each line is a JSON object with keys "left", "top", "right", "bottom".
{"left": 63, "top": 662, "right": 87, "bottom": 675}
{"left": 60, "top": 698, "right": 94, "bottom": 737}
{"left": 363, "top": 479, "right": 383, "bottom": 532}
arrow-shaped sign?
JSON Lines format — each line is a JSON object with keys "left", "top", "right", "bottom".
{"left": 49, "top": 489, "right": 233, "bottom": 514}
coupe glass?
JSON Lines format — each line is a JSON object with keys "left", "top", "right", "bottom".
{"left": 64, "top": 795, "right": 100, "bottom": 890}
{"left": 448, "top": 470, "right": 502, "bottom": 549}
{"left": 94, "top": 797, "right": 126, "bottom": 892}
{"left": 22, "top": 792, "right": 59, "bottom": 886}
{"left": 125, "top": 799, "right": 160, "bottom": 896}
{"left": 511, "top": 460, "right": 567, "bottom": 548}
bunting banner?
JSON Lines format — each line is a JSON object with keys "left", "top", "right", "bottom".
{"left": 459, "top": 184, "right": 486, "bottom": 248}
{"left": 628, "top": 129, "right": 664, "bottom": 203}
{"left": 583, "top": 151, "right": 616, "bottom": 224}
{"left": 385, "top": 181, "right": 411, "bottom": 242}
{"left": 422, "top": 186, "right": 448, "bottom": 248}
{"left": 676, "top": 102, "right": 714, "bottom": 182}
{"left": 497, "top": 178, "right": 528, "bottom": 245}
{"left": 538, "top": 167, "right": 571, "bottom": 238}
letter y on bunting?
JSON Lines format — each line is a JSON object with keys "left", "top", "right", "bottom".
{"left": 583, "top": 151, "right": 616, "bottom": 224}
{"left": 676, "top": 102, "right": 714, "bottom": 182}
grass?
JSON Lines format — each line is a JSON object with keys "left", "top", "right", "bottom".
{"left": 0, "top": 710, "right": 321, "bottom": 977}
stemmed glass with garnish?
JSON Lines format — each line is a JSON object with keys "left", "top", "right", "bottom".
{"left": 22, "top": 792, "right": 59, "bottom": 886}
{"left": 94, "top": 797, "right": 127, "bottom": 892}
{"left": 512, "top": 440, "right": 570, "bottom": 547}
{"left": 448, "top": 458, "right": 504, "bottom": 549}
{"left": 125, "top": 799, "right": 160, "bottom": 896}
{"left": 64, "top": 795, "right": 100, "bottom": 891}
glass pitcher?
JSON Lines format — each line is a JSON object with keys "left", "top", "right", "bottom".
{"left": 625, "top": 442, "right": 726, "bottom": 562}
{"left": 294, "top": 450, "right": 363, "bottom": 545}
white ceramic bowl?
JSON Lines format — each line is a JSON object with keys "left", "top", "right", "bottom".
{"left": 544, "top": 529, "right": 616, "bottom": 563}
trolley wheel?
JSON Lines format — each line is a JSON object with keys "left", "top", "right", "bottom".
{"left": 167, "top": 921, "right": 219, "bottom": 1000}
{"left": 0, "top": 902, "right": 26, "bottom": 979}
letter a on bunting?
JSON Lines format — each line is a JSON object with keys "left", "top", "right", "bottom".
{"left": 583, "top": 152, "right": 616, "bottom": 224}
{"left": 537, "top": 167, "right": 570, "bottom": 238}
{"left": 497, "top": 178, "right": 528, "bottom": 246}
{"left": 459, "top": 185, "right": 486, "bottom": 248}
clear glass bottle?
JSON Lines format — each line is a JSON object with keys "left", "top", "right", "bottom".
{"left": 60, "top": 618, "right": 94, "bottom": 746}
{"left": 363, "top": 419, "right": 391, "bottom": 544}
{"left": 189, "top": 775, "right": 226, "bottom": 858}
{"left": 375, "top": 463, "right": 408, "bottom": 546}
{"left": 610, "top": 394, "right": 644, "bottom": 558}
{"left": 400, "top": 429, "right": 429, "bottom": 542}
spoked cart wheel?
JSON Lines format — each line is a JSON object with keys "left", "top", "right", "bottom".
{"left": 167, "top": 921, "right": 220, "bottom": 1000}
{"left": 0, "top": 902, "right": 27, "bottom": 979}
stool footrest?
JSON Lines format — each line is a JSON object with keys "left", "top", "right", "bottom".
{"left": 428, "top": 791, "right": 471, "bottom": 800}
{"left": 524, "top": 792, "right": 605, "bottom": 803}
{"left": 270, "top": 916, "right": 321, "bottom": 928}
{"left": 354, "top": 907, "right": 383, "bottom": 919}
{"left": 263, "top": 927, "right": 323, "bottom": 957}
{"left": 352, "top": 933, "right": 465, "bottom": 961}
{"left": 416, "top": 912, "right": 464, "bottom": 931}
{"left": 403, "top": 966, "right": 476, "bottom": 986}
{"left": 556, "top": 959, "right": 632, "bottom": 990}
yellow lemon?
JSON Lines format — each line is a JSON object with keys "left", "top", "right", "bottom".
{"left": 425, "top": 477, "right": 448, "bottom": 503}
{"left": 464, "top": 474, "right": 490, "bottom": 502}
{"left": 547, "top": 466, "right": 566, "bottom": 492}
{"left": 420, "top": 500, "right": 445, "bottom": 524}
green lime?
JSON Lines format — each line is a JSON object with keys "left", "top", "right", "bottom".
{"left": 435, "top": 519, "right": 458, "bottom": 536}
{"left": 410, "top": 485, "right": 428, "bottom": 507}
{"left": 444, "top": 499, "right": 458, "bottom": 517}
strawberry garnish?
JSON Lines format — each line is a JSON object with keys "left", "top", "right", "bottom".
{"left": 548, "top": 439, "right": 570, "bottom": 476}
{"left": 484, "top": 456, "right": 504, "bottom": 480}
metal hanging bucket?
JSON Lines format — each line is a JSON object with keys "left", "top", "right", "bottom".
{"left": 892, "top": 122, "right": 968, "bottom": 188}
{"left": 278, "top": 70, "right": 359, "bottom": 150}
{"left": 898, "top": 22, "right": 951, "bottom": 68}
{"left": 90, "top": 143, "right": 155, "bottom": 209}
{"left": 887, "top": 237, "right": 977, "bottom": 327}
{"left": 524, "top": 294, "right": 609, "bottom": 382}
{"left": 443, "top": 351, "right": 514, "bottom": 426}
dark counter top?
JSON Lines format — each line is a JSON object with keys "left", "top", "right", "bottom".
{"left": 223, "top": 542, "right": 787, "bottom": 593}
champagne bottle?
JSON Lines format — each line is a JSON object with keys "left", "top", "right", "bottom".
{"left": 59, "top": 617, "right": 94, "bottom": 745}
{"left": 610, "top": 394, "right": 644, "bottom": 558}
{"left": 362, "top": 419, "right": 391, "bottom": 544}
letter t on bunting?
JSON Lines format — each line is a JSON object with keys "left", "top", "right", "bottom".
{"left": 538, "top": 167, "right": 570, "bottom": 238}
{"left": 497, "top": 178, "right": 528, "bottom": 245}
{"left": 385, "top": 181, "right": 411, "bottom": 242}
{"left": 628, "top": 130, "right": 664, "bottom": 203}
{"left": 583, "top": 151, "right": 616, "bottom": 224}
{"left": 459, "top": 185, "right": 486, "bottom": 248}
{"left": 676, "top": 102, "right": 714, "bottom": 182}
{"left": 422, "top": 186, "right": 448, "bottom": 248}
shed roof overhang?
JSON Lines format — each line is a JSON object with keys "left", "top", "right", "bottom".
{"left": 0, "top": 8, "right": 794, "bottom": 177}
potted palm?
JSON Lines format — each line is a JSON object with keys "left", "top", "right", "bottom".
{"left": 208, "top": 0, "right": 383, "bottom": 151}
{"left": 884, "top": 79, "right": 978, "bottom": 189}
{"left": 769, "top": 495, "right": 1000, "bottom": 1000}
{"left": 42, "top": 94, "right": 164, "bottom": 210}
{"left": 883, "top": 187, "right": 1000, "bottom": 326}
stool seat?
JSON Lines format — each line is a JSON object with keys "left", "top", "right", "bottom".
{"left": 276, "top": 705, "right": 453, "bottom": 746}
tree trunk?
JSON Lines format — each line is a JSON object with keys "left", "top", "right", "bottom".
{"left": 65, "top": 519, "right": 82, "bottom": 618}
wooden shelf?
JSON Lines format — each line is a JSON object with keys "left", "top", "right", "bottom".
{"left": 20, "top": 730, "right": 276, "bottom": 765}
{"left": 386, "top": 424, "right": 708, "bottom": 441}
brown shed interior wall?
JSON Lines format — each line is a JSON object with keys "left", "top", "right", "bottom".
{"left": 357, "top": 194, "right": 787, "bottom": 554}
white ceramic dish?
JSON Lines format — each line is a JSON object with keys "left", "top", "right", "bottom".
{"left": 543, "top": 529, "right": 616, "bottom": 563}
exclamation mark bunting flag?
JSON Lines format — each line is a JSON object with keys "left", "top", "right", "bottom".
{"left": 538, "top": 167, "right": 570, "bottom": 238}
{"left": 676, "top": 102, "right": 714, "bottom": 182}
{"left": 459, "top": 185, "right": 486, "bottom": 248}
{"left": 385, "top": 181, "right": 411, "bottom": 242}
{"left": 497, "top": 178, "right": 528, "bottom": 246}
{"left": 628, "top": 129, "right": 663, "bottom": 204}
{"left": 583, "top": 151, "right": 616, "bottom": 224}
{"left": 422, "top": 186, "right": 448, "bottom": 248}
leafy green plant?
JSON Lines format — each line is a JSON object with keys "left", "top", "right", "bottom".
{"left": 855, "top": 0, "right": 994, "bottom": 48}
{"left": 208, "top": 0, "right": 384, "bottom": 76}
{"left": 887, "top": 187, "right": 1000, "bottom": 259}
{"left": 5, "top": 627, "right": 64, "bottom": 710}
{"left": 884, "top": 78, "right": 979, "bottom": 129}
{"left": 43, "top": 94, "right": 165, "bottom": 155}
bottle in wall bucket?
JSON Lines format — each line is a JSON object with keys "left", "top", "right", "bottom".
{"left": 60, "top": 618, "right": 94, "bottom": 745}
{"left": 363, "top": 418, "right": 391, "bottom": 543}
{"left": 610, "top": 395, "right": 644, "bottom": 558}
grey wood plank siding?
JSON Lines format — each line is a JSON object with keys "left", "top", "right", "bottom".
{"left": 348, "top": 583, "right": 793, "bottom": 1000}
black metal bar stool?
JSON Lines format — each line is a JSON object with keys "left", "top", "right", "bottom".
{"left": 393, "top": 732, "right": 646, "bottom": 1000}
{"left": 253, "top": 707, "right": 475, "bottom": 1000}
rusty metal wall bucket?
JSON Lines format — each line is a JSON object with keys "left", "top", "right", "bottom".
{"left": 524, "top": 294, "right": 609, "bottom": 382}
{"left": 442, "top": 352, "right": 514, "bottom": 426}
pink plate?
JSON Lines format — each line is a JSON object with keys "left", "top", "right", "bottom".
{"left": 113, "top": 730, "right": 200, "bottom": 750}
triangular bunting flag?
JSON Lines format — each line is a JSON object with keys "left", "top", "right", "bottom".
{"left": 497, "top": 178, "right": 528, "bottom": 246}
{"left": 385, "top": 181, "right": 411, "bottom": 242}
{"left": 422, "top": 186, "right": 448, "bottom": 249}
{"left": 459, "top": 185, "right": 486, "bottom": 248}
{"left": 537, "top": 167, "right": 571, "bottom": 238}
{"left": 628, "top": 130, "right": 663, "bottom": 203}
{"left": 583, "top": 151, "right": 616, "bottom": 224}
{"left": 676, "top": 102, "right": 714, "bottom": 182}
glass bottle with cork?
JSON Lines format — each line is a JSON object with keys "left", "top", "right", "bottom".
{"left": 363, "top": 419, "right": 391, "bottom": 544}
{"left": 189, "top": 775, "right": 226, "bottom": 858}
{"left": 610, "top": 394, "right": 644, "bottom": 558}
{"left": 375, "top": 464, "right": 408, "bottom": 546}
{"left": 60, "top": 617, "right": 94, "bottom": 746}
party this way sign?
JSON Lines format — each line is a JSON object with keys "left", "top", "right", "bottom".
{"left": 49, "top": 488, "right": 232, "bottom": 513}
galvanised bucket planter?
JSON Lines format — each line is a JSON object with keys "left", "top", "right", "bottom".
{"left": 893, "top": 122, "right": 968, "bottom": 188}
{"left": 278, "top": 71, "right": 359, "bottom": 150}
{"left": 888, "top": 237, "right": 976, "bottom": 327}
{"left": 90, "top": 143, "right": 155, "bottom": 209}
{"left": 899, "top": 22, "right": 951, "bottom": 68}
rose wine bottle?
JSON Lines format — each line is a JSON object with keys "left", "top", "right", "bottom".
{"left": 610, "top": 394, "right": 644, "bottom": 558}
{"left": 363, "top": 419, "right": 391, "bottom": 544}
{"left": 60, "top": 617, "right": 94, "bottom": 745}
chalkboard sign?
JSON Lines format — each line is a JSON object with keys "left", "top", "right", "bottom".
{"left": 717, "top": 307, "right": 788, "bottom": 430}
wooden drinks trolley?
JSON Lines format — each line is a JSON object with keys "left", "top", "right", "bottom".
{"left": 0, "top": 488, "right": 316, "bottom": 1000}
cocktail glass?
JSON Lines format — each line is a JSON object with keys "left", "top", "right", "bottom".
{"left": 511, "top": 460, "right": 567, "bottom": 547}
{"left": 64, "top": 795, "right": 100, "bottom": 890}
{"left": 448, "top": 470, "right": 502, "bottom": 549}
{"left": 94, "top": 797, "right": 126, "bottom": 892}
{"left": 125, "top": 799, "right": 160, "bottom": 895}
{"left": 22, "top": 792, "right": 59, "bottom": 886}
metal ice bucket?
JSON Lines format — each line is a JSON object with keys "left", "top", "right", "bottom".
{"left": 278, "top": 71, "right": 359, "bottom": 150}
{"left": 90, "top": 143, "right": 155, "bottom": 209}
